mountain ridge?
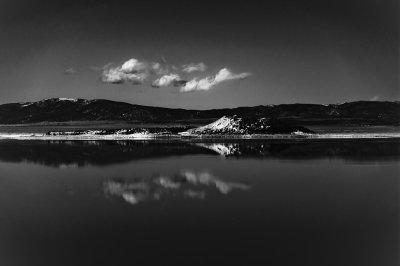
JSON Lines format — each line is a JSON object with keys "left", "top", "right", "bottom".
{"left": 0, "top": 98, "right": 399, "bottom": 125}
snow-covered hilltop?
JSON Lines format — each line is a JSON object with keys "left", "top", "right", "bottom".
{"left": 180, "top": 115, "right": 314, "bottom": 135}
{"left": 20, "top": 98, "right": 79, "bottom": 106}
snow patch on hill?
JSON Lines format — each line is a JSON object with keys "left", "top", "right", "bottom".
{"left": 57, "top": 98, "right": 78, "bottom": 102}
{"left": 19, "top": 98, "right": 79, "bottom": 108}
{"left": 20, "top": 102, "right": 33, "bottom": 107}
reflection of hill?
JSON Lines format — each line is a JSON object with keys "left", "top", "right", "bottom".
{"left": 0, "top": 139, "right": 398, "bottom": 167}
{"left": 104, "top": 170, "right": 250, "bottom": 205}
{"left": 0, "top": 140, "right": 215, "bottom": 167}
{"left": 195, "top": 140, "right": 400, "bottom": 161}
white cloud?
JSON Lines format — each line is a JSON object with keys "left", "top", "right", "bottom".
{"left": 102, "top": 67, "right": 124, "bottom": 84}
{"left": 124, "top": 73, "right": 149, "bottom": 84}
{"left": 120, "top": 58, "right": 148, "bottom": 73}
{"left": 182, "top": 62, "right": 207, "bottom": 73}
{"left": 101, "top": 58, "right": 152, "bottom": 85}
{"left": 180, "top": 68, "right": 251, "bottom": 92}
{"left": 100, "top": 58, "right": 251, "bottom": 90}
{"left": 150, "top": 62, "right": 170, "bottom": 75}
{"left": 180, "top": 79, "right": 198, "bottom": 92}
{"left": 102, "top": 67, "right": 149, "bottom": 84}
{"left": 152, "top": 74, "right": 183, "bottom": 88}
{"left": 151, "top": 62, "right": 161, "bottom": 71}
{"left": 64, "top": 67, "right": 77, "bottom": 75}
{"left": 214, "top": 68, "right": 251, "bottom": 82}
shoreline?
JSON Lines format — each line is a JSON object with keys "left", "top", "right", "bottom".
{"left": 1, "top": 132, "right": 400, "bottom": 140}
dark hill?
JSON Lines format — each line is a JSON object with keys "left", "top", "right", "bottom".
{"left": 0, "top": 98, "right": 398, "bottom": 126}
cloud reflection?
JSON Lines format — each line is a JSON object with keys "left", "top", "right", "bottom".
{"left": 103, "top": 170, "right": 250, "bottom": 205}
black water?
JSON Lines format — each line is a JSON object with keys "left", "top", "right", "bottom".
{"left": 0, "top": 139, "right": 399, "bottom": 266}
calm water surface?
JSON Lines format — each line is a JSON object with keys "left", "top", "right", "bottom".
{"left": 0, "top": 139, "right": 399, "bottom": 266}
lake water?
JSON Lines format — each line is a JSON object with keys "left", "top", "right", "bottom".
{"left": 0, "top": 139, "right": 399, "bottom": 266}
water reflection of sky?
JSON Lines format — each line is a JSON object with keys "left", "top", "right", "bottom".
{"left": 104, "top": 170, "right": 250, "bottom": 205}
{"left": 0, "top": 140, "right": 398, "bottom": 266}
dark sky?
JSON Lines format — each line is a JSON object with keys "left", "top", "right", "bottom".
{"left": 0, "top": 0, "right": 398, "bottom": 109}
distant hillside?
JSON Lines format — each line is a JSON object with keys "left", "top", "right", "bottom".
{"left": 0, "top": 98, "right": 399, "bottom": 125}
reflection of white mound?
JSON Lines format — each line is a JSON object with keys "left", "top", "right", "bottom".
{"left": 195, "top": 143, "right": 240, "bottom": 156}
{"left": 104, "top": 170, "right": 250, "bottom": 205}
